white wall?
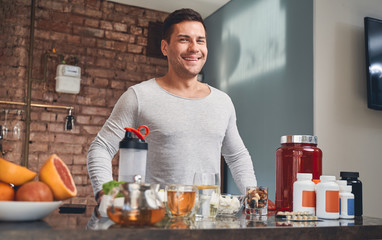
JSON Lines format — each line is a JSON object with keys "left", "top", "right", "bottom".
{"left": 314, "top": 0, "right": 382, "bottom": 217}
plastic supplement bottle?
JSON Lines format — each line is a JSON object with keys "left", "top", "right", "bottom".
{"left": 340, "top": 171, "right": 362, "bottom": 216}
{"left": 339, "top": 185, "right": 355, "bottom": 219}
{"left": 293, "top": 173, "right": 316, "bottom": 215}
{"left": 316, "top": 175, "right": 339, "bottom": 219}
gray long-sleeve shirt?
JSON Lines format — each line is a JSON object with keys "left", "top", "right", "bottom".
{"left": 87, "top": 79, "right": 257, "bottom": 195}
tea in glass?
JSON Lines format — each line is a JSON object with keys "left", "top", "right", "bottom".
{"left": 165, "top": 184, "right": 197, "bottom": 218}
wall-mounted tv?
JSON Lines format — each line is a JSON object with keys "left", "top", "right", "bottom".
{"left": 364, "top": 17, "right": 382, "bottom": 110}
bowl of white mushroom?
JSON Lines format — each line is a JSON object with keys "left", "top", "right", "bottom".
{"left": 216, "top": 194, "right": 244, "bottom": 217}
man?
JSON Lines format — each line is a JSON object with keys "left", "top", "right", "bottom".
{"left": 87, "top": 8, "right": 257, "bottom": 203}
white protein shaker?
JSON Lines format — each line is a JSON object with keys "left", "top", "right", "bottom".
{"left": 118, "top": 125, "right": 149, "bottom": 183}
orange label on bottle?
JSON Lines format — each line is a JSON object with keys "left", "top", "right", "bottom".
{"left": 325, "top": 190, "right": 339, "bottom": 212}
{"left": 302, "top": 190, "right": 316, "bottom": 207}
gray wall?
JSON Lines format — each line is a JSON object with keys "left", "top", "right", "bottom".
{"left": 203, "top": 0, "right": 314, "bottom": 201}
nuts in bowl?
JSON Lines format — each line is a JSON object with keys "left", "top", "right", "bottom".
{"left": 217, "top": 194, "right": 243, "bottom": 216}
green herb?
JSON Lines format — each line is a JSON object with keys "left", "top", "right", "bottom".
{"left": 102, "top": 180, "right": 126, "bottom": 195}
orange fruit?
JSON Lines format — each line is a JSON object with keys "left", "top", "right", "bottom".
{"left": 39, "top": 154, "right": 77, "bottom": 200}
{"left": 0, "top": 181, "right": 14, "bottom": 201}
{"left": 15, "top": 181, "right": 53, "bottom": 202}
{"left": 0, "top": 157, "right": 37, "bottom": 186}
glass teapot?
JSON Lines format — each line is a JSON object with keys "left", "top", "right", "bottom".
{"left": 106, "top": 178, "right": 165, "bottom": 226}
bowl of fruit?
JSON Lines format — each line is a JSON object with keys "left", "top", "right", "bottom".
{"left": 0, "top": 155, "right": 77, "bottom": 221}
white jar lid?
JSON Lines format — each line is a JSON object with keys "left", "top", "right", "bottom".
{"left": 297, "top": 173, "right": 312, "bottom": 180}
{"left": 336, "top": 180, "right": 347, "bottom": 186}
{"left": 320, "top": 175, "right": 336, "bottom": 181}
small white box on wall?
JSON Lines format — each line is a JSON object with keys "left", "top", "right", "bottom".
{"left": 55, "top": 64, "right": 81, "bottom": 94}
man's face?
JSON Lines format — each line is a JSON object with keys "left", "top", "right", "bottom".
{"left": 161, "top": 21, "right": 207, "bottom": 79}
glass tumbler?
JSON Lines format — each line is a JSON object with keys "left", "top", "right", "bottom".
{"left": 165, "top": 184, "right": 197, "bottom": 218}
{"left": 245, "top": 186, "right": 268, "bottom": 216}
{"left": 193, "top": 172, "right": 220, "bottom": 219}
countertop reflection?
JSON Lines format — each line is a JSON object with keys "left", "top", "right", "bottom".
{"left": 1, "top": 205, "right": 382, "bottom": 240}
{"left": 0, "top": 205, "right": 370, "bottom": 231}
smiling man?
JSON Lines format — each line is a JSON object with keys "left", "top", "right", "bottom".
{"left": 157, "top": 15, "right": 208, "bottom": 98}
{"left": 87, "top": 8, "right": 257, "bottom": 203}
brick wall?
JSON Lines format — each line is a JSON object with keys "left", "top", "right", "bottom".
{"left": 0, "top": 0, "right": 168, "bottom": 206}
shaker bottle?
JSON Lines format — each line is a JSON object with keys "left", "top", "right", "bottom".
{"left": 118, "top": 125, "right": 149, "bottom": 183}
{"left": 275, "top": 135, "right": 322, "bottom": 211}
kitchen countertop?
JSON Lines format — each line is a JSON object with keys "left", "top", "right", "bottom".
{"left": 1, "top": 205, "right": 382, "bottom": 240}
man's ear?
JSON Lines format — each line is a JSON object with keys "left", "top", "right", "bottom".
{"left": 161, "top": 39, "right": 168, "bottom": 56}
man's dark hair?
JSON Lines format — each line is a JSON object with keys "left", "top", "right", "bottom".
{"left": 162, "top": 8, "right": 206, "bottom": 43}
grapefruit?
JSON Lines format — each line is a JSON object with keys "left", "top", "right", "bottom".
{"left": 0, "top": 157, "right": 37, "bottom": 185}
{"left": 39, "top": 154, "right": 77, "bottom": 200}
{"left": 0, "top": 181, "right": 14, "bottom": 201}
{"left": 15, "top": 181, "right": 53, "bottom": 202}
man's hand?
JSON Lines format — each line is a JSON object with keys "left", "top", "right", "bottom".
{"left": 95, "top": 189, "right": 105, "bottom": 205}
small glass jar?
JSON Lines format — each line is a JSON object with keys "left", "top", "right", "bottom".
{"left": 245, "top": 186, "right": 268, "bottom": 216}
{"left": 275, "top": 135, "right": 322, "bottom": 211}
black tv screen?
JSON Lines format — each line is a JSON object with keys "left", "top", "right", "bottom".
{"left": 364, "top": 17, "right": 382, "bottom": 110}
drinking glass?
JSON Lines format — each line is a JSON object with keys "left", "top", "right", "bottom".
{"left": 193, "top": 172, "right": 220, "bottom": 219}
{"left": 245, "top": 186, "right": 268, "bottom": 216}
{"left": 165, "top": 184, "right": 197, "bottom": 218}
{"left": 2, "top": 109, "right": 9, "bottom": 139}
{"left": 12, "top": 110, "right": 22, "bottom": 140}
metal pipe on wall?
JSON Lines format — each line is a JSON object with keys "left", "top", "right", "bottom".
{"left": 24, "top": 0, "right": 36, "bottom": 167}
{"left": 0, "top": 101, "right": 73, "bottom": 110}
{"left": 12, "top": 0, "right": 74, "bottom": 166}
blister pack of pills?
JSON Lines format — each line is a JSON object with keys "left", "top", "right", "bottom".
{"left": 276, "top": 211, "right": 320, "bottom": 222}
